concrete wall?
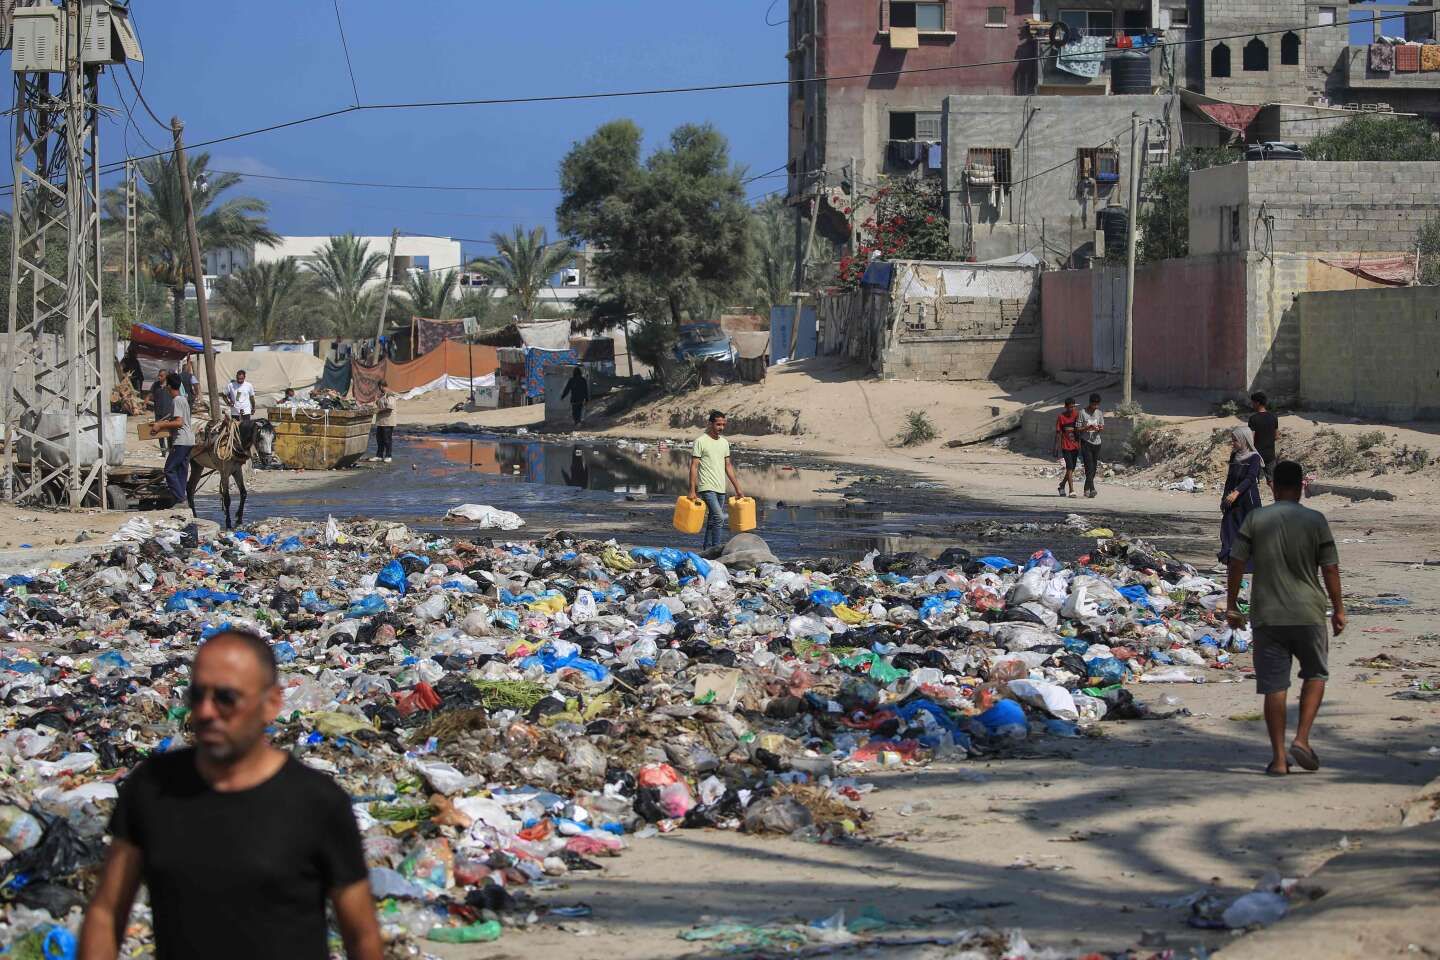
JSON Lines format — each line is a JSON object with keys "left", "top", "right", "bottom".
{"left": 943, "top": 93, "right": 1169, "bottom": 262}
{"left": 1190, "top": 161, "right": 1440, "bottom": 258}
{"left": 1040, "top": 269, "right": 1095, "bottom": 374}
{"left": 1298, "top": 286, "right": 1440, "bottom": 421}
{"left": 818, "top": 260, "right": 1040, "bottom": 380}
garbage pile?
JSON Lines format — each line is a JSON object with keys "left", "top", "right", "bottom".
{"left": 0, "top": 515, "right": 1252, "bottom": 951}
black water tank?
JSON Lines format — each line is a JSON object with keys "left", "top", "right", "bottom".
{"left": 1112, "top": 50, "right": 1152, "bottom": 94}
{"left": 1097, "top": 206, "right": 1129, "bottom": 254}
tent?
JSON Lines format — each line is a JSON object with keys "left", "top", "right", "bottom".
{"left": 198, "top": 350, "right": 326, "bottom": 407}
{"left": 129, "top": 323, "right": 202, "bottom": 357}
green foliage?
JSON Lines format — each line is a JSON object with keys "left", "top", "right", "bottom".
{"left": 1305, "top": 115, "right": 1440, "bottom": 161}
{"left": 559, "top": 120, "right": 751, "bottom": 328}
{"left": 1213, "top": 398, "right": 1244, "bottom": 417}
{"left": 1112, "top": 399, "right": 1144, "bottom": 418}
{"left": 101, "top": 152, "right": 277, "bottom": 333}
{"left": 1137, "top": 147, "right": 1238, "bottom": 263}
{"left": 748, "top": 195, "right": 795, "bottom": 314}
{"left": 1418, "top": 217, "right": 1440, "bottom": 286}
{"left": 401, "top": 270, "right": 459, "bottom": 321}
{"left": 895, "top": 409, "right": 938, "bottom": 447}
{"left": 213, "top": 258, "right": 318, "bottom": 346}
{"left": 470, "top": 226, "right": 574, "bottom": 323}
{"left": 627, "top": 316, "right": 680, "bottom": 375}
{"left": 838, "top": 178, "right": 953, "bottom": 286}
{"left": 310, "top": 233, "right": 386, "bottom": 339}
{"left": 1124, "top": 415, "right": 1180, "bottom": 463}
{"left": 1355, "top": 430, "right": 1388, "bottom": 451}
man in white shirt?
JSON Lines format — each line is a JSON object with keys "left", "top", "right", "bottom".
{"left": 1077, "top": 392, "right": 1105, "bottom": 499}
{"left": 225, "top": 370, "right": 256, "bottom": 422}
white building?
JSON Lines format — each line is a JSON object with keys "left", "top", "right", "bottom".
{"left": 254, "top": 235, "right": 463, "bottom": 292}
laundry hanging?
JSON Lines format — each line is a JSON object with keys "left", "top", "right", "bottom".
{"left": 1056, "top": 36, "right": 1105, "bottom": 78}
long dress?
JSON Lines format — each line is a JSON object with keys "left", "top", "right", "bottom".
{"left": 1218, "top": 454, "right": 1263, "bottom": 563}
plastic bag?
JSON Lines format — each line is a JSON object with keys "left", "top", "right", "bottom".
{"left": 742, "top": 795, "right": 813, "bottom": 835}
{"left": 1011, "top": 567, "right": 1050, "bottom": 604}
{"left": 1007, "top": 678, "right": 1079, "bottom": 722}
{"left": 1061, "top": 582, "right": 1100, "bottom": 619}
{"left": 1222, "top": 891, "right": 1287, "bottom": 928}
{"left": 377, "top": 560, "right": 408, "bottom": 595}
{"left": 444, "top": 504, "right": 525, "bottom": 529}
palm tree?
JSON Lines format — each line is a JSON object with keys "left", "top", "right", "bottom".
{"left": 402, "top": 269, "right": 459, "bottom": 321}
{"left": 471, "top": 226, "right": 574, "bottom": 323}
{"left": 311, "top": 233, "right": 387, "bottom": 338}
{"left": 101, "top": 152, "right": 278, "bottom": 333}
{"left": 749, "top": 196, "right": 794, "bottom": 315}
{"left": 214, "top": 259, "right": 312, "bottom": 346}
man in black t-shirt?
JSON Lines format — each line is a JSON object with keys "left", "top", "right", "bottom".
{"left": 80, "top": 630, "right": 383, "bottom": 960}
{"left": 1248, "top": 391, "right": 1280, "bottom": 485}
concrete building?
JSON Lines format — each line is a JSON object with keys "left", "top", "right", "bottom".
{"left": 252, "top": 235, "right": 463, "bottom": 290}
{"left": 1041, "top": 160, "right": 1440, "bottom": 400}
{"left": 788, "top": 1, "right": 1440, "bottom": 266}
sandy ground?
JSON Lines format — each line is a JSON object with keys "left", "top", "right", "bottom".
{"left": 7, "top": 375, "right": 1437, "bottom": 957}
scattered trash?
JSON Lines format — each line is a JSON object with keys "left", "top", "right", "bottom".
{"left": 443, "top": 504, "right": 526, "bottom": 529}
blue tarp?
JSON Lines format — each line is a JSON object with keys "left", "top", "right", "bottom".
{"left": 860, "top": 261, "right": 895, "bottom": 288}
{"left": 769, "top": 305, "right": 817, "bottom": 363}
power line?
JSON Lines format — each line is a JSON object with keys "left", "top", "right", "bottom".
{"left": 330, "top": 0, "right": 362, "bottom": 107}
{"left": 122, "top": 61, "right": 167, "bottom": 132}
{"left": 95, "top": 11, "right": 1412, "bottom": 172}
{"left": 208, "top": 169, "right": 561, "bottom": 191}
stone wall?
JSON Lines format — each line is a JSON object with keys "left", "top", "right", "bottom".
{"left": 1298, "top": 285, "right": 1440, "bottom": 421}
{"left": 1190, "top": 161, "right": 1440, "bottom": 258}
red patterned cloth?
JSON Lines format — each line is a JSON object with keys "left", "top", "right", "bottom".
{"left": 351, "top": 361, "right": 386, "bottom": 403}
{"left": 1396, "top": 43, "right": 1420, "bottom": 72}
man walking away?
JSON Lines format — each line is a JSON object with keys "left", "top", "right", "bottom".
{"left": 152, "top": 375, "right": 193, "bottom": 507}
{"left": 225, "top": 369, "right": 256, "bottom": 422}
{"left": 150, "top": 372, "right": 174, "bottom": 455}
{"left": 688, "top": 410, "right": 745, "bottom": 551}
{"left": 369, "top": 380, "right": 396, "bottom": 463}
{"left": 560, "top": 367, "right": 589, "bottom": 426}
{"left": 80, "top": 628, "right": 383, "bottom": 960}
{"left": 1053, "top": 397, "right": 1081, "bottom": 498}
{"left": 1225, "top": 459, "right": 1345, "bottom": 776}
{"left": 1078, "top": 393, "right": 1104, "bottom": 498}
{"left": 1249, "top": 391, "right": 1279, "bottom": 487}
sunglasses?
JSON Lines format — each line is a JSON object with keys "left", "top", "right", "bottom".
{"left": 186, "top": 684, "right": 246, "bottom": 711}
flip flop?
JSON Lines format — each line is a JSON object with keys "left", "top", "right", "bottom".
{"left": 1289, "top": 743, "right": 1320, "bottom": 771}
{"left": 1265, "top": 762, "right": 1289, "bottom": 776}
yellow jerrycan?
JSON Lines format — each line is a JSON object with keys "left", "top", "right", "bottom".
{"left": 673, "top": 495, "right": 706, "bottom": 534}
{"left": 728, "top": 496, "right": 757, "bottom": 533}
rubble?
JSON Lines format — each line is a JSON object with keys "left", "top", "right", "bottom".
{"left": 0, "top": 514, "right": 1256, "bottom": 951}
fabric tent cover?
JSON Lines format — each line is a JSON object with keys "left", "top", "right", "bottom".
{"left": 380, "top": 340, "right": 500, "bottom": 393}
{"left": 129, "top": 323, "right": 202, "bottom": 358}
{"left": 1319, "top": 256, "right": 1414, "bottom": 286}
{"left": 198, "top": 350, "right": 325, "bottom": 405}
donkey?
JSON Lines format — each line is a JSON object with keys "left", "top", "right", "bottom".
{"left": 184, "top": 418, "right": 277, "bottom": 529}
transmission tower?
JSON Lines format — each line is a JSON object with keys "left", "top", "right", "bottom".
{"left": 1, "top": 2, "right": 139, "bottom": 508}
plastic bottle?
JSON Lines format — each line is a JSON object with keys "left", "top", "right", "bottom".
{"left": 427, "top": 920, "right": 503, "bottom": 943}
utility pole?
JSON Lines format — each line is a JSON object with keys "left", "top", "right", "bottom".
{"left": 1122, "top": 113, "right": 1144, "bottom": 407}
{"left": 2, "top": 0, "right": 117, "bottom": 509}
{"left": 847, "top": 156, "right": 859, "bottom": 257}
{"left": 171, "top": 117, "right": 222, "bottom": 423}
{"left": 373, "top": 228, "right": 399, "bottom": 349}
{"left": 788, "top": 197, "right": 819, "bottom": 361}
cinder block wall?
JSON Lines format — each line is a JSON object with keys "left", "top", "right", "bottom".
{"left": 1298, "top": 285, "right": 1440, "bottom": 420}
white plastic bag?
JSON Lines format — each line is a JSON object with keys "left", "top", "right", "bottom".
{"left": 1007, "top": 678, "right": 1079, "bottom": 722}
{"left": 1061, "top": 582, "right": 1099, "bottom": 619}
{"left": 1010, "top": 567, "right": 1050, "bottom": 605}
{"left": 444, "top": 504, "right": 525, "bottom": 530}
{"left": 570, "top": 590, "right": 598, "bottom": 622}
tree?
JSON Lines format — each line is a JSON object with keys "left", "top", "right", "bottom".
{"left": 559, "top": 120, "right": 751, "bottom": 328}
{"left": 1306, "top": 115, "right": 1440, "bottom": 161}
{"left": 213, "top": 258, "right": 314, "bottom": 347}
{"left": 471, "top": 226, "right": 574, "bottom": 323}
{"left": 1417, "top": 217, "right": 1440, "bottom": 285}
{"left": 401, "top": 269, "right": 458, "bottom": 320}
{"left": 836, "top": 178, "right": 955, "bottom": 286}
{"left": 748, "top": 196, "right": 794, "bottom": 315}
{"left": 101, "top": 152, "right": 277, "bottom": 333}
{"left": 311, "top": 233, "right": 386, "bottom": 338}
{"left": 1137, "top": 146, "right": 1238, "bottom": 263}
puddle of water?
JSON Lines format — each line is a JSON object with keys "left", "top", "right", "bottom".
{"left": 241, "top": 434, "right": 1068, "bottom": 561}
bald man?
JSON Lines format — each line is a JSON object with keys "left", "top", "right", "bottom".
{"left": 80, "top": 630, "right": 382, "bottom": 960}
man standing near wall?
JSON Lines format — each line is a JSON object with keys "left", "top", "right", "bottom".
{"left": 1249, "top": 392, "right": 1280, "bottom": 487}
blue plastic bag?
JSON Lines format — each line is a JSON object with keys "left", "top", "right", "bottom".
{"left": 94, "top": 650, "right": 130, "bottom": 671}
{"left": 301, "top": 590, "right": 333, "bottom": 613}
{"left": 1063, "top": 635, "right": 1090, "bottom": 655}
{"left": 977, "top": 698, "right": 1028, "bottom": 734}
{"left": 1025, "top": 549, "right": 1060, "bottom": 571}
{"left": 979, "top": 556, "right": 1016, "bottom": 570}
{"left": 893, "top": 699, "right": 971, "bottom": 749}
{"left": 345, "top": 594, "right": 388, "bottom": 619}
{"left": 376, "top": 560, "right": 408, "bottom": 596}
{"left": 491, "top": 609, "right": 520, "bottom": 631}
{"left": 164, "top": 588, "right": 241, "bottom": 612}
{"left": 808, "top": 588, "right": 846, "bottom": 608}
{"left": 684, "top": 552, "right": 712, "bottom": 578}
{"left": 272, "top": 641, "right": 297, "bottom": 664}
{"left": 918, "top": 596, "right": 949, "bottom": 621}
{"left": 278, "top": 536, "right": 303, "bottom": 552}
{"left": 519, "top": 646, "right": 609, "bottom": 682}
{"left": 643, "top": 604, "right": 674, "bottom": 625}
{"left": 1085, "top": 655, "right": 1126, "bottom": 684}
{"left": 1115, "top": 584, "right": 1154, "bottom": 610}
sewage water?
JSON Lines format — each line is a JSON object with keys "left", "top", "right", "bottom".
{"left": 244, "top": 434, "right": 1080, "bottom": 560}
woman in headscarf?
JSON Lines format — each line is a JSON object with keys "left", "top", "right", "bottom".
{"left": 1218, "top": 424, "right": 1264, "bottom": 571}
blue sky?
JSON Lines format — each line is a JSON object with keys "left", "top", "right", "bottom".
{"left": 106, "top": 1, "right": 790, "bottom": 262}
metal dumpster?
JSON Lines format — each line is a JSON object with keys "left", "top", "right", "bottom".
{"left": 267, "top": 407, "right": 373, "bottom": 470}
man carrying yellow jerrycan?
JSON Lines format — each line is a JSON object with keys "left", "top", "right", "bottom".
{"left": 675, "top": 410, "right": 755, "bottom": 550}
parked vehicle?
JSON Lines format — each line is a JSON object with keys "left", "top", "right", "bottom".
{"left": 673, "top": 323, "right": 736, "bottom": 364}
{"left": 1245, "top": 141, "right": 1304, "bottom": 161}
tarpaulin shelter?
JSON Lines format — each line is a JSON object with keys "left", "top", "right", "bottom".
{"left": 129, "top": 323, "right": 202, "bottom": 358}
{"left": 523, "top": 347, "right": 578, "bottom": 400}
{"left": 414, "top": 318, "right": 469, "bottom": 356}
{"left": 1319, "top": 255, "right": 1416, "bottom": 286}
{"left": 317, "top": 359, "right": 352, "bottom": 395}
{"left": 198, "top": 350, "right": 325, "bottom": 407}
{"left": 381, "top": 340, "right": 499, "bottom": 393}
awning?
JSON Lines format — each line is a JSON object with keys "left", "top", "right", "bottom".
{"left": 1179, "top": 88, "right": 1266, "bottom": 136}
{"left": 1319, "top": 256, "right": 1415, "bottom": 286}
{"left": 129, "top": 323, "right": 202, "bottom": 356}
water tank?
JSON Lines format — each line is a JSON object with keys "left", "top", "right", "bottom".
{"left": 1097, "top": 207, "right": 1129, "bottom": 254}
{"left": 1112, "top": 51, "right": 1152, "bottom": 94}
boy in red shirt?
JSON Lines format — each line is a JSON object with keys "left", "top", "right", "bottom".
{"left": 1054, "top": 397, "right": 1081, "bottom": 498}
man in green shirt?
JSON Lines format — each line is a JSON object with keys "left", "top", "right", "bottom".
{"left": 1225, "top": 459, "right": 1346, "bottom": 776}
{"left": 688, "top": 410, "right": 745, "bottom": 550}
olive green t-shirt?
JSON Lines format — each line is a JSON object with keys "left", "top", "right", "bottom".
{"left": 691, "top": 433, "right": 731, "bottom": 494}
{"left": 1231, "top": 500, "right": 1339, "bottom": 626}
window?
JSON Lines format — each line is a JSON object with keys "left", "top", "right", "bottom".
{"left": 1211, "top": 42, "right": 1231, "bottom": 77}
{"left": 1121, "top": 10, "right": 1148, "bottom": 36}
{"left": 890, "top": 1, "right": 946, "bottom": 31}
{"left": 889, "top": 110, "right": 941, "bottom": 140}
{"left": 1317, "top": 7, "right": 1335, "bottom": 27}
{"left": 986, "top": 6, "right": 1006, "bottom": 27}
{"left": 1059, "top": 10, "right": 1114, "bottom": 37}
{"left": 1281, "top": 31, "right": 1300, "bottom": 65}
{"left": 966, "top": 147, "right": 1012, "bottom": 187}
{"left": 1168, "top": 6, "right": 1189, "bottom": 26}
{"left": 1076, "top": 147, "right": 1120, "bottom": 189}
{"left": 1243, "top": 37, "right": 1269, "bottom": 71}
